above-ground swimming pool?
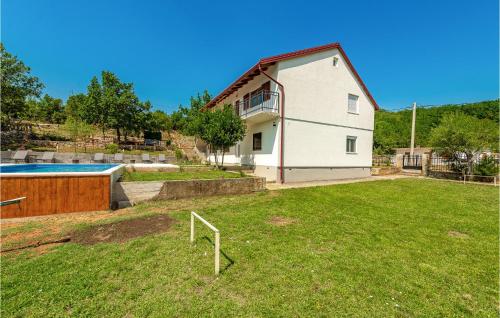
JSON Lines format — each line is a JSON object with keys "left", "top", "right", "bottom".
{"left": 0, "top": 163, "right": 119, "bottom": 174}
{"left": 0, "top": 163, "right": 124, "bottom": 218}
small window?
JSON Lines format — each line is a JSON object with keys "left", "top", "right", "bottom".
{"left": 253, "top": 132, "right": 262, "bottom": 151}
{"left": 348, "top": 94, "right": 359, "bottom": 114}
{"left": 333, "top": 56, "right": 339, "bottom": 67}
{"left": 234, "top": 100, "right": 240, "bottom": 116}
{"left": 223, "top": 146, "right": 230, "bottom": 152}
{"left": 346, "top": 136, "right": 357, "bottom": 153}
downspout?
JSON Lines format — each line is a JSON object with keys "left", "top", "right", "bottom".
{"left": 259, "top": 64, "right": 285, "bottom": 183}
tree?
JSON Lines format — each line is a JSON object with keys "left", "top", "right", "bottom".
{"left": 429, "top": 113, "right": 498, "bottom": 174}
{"left": 194, "top": 105, "right": 246, "bottom": 169}
{"left": 64, "top": 117, "right": 95, "bottom": 153}
{"left": 38, "top": 94, "right": 65, "bottom": 123}
{"left": 80, "top": 71, "right": 144, "bottom": 142}
{"left": 65, "top": 93, "right": 87, "bottom": 120}
{"left": 172, "top": 90, "right": 212, "bottom": 134}
{"left": 0, "top": 44, "right": 44, "bottom": 127}
{"left": 82, "top": 76, "right": 106, "bottom": 135}
{"left": 147, "top": 109, "right": 172, "bottom": 133}
{"left": 374, "top": 100, "right": 499, "bottom": 154}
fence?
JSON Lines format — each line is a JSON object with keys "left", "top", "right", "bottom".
{"left": 372, "top": 155, "right": 395, "bottom": 167}
{"left": 428, "top": 156, "right": 499, "bottom": 183}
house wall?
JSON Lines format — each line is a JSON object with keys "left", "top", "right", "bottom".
{"left": 207, "top": 119, "right": 280, "bottom": 182}
{"left": 207, "top": 47, "right": 376, "bottom": 183}
{"left": 207, "top": 66, "right": 281, "bottom": 181}
{"left": 276, "top": 48, "right": 375, "bottom": 180}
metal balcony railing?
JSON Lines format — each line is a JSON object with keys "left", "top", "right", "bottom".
{"left": 235, "top": 90, "right": 279, "bottom": 118}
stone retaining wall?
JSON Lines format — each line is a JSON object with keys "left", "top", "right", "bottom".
{"left": 1, "top": 150, "right": 176, "bottom": 164}
{"left": 156, "top": 177, "right": 266, "bottom": 200}
{"left": 371, "top": 167, "right": 401, "bottom": 176}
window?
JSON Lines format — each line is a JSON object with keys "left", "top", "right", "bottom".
{"left": 333, "top": 56, "right": 339, "bottom": 67}
{"left": 236, "top": 143, "right": 241, "bottom": 157}
{"left": 348, "top": 94, "right": 359, "bottom": 114}
{"left": 262, "top": 81, "right": 271, "bottom": 101}
{"left": 250, "top": 87, "right": 263, "bottom": 107}
{"left": 346, "top": 136, "right": 357, "bottom": 153}
{"left": 253, "top": 132, "right": 262, "bottom": 151}
{"left": 234, "top": 100, "right": 240, "bottom": 116}
{"left": 243, "top": 94, "right": 250, "bottom": 110}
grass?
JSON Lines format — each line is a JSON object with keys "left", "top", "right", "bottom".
{"left": 1, "top": 179, "right": 498, "bottom": 317}
{"left": 122, "top": 170, "right": 244, "bottom": 181}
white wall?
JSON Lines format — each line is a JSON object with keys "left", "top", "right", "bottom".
{"left": 277, "top": 48, "right": 375, "bottom": 167}
{"left": 284, "top": 119, "right": 373, "bottom": 167}
{"left": 207, "top": 119, "right": 280, "bottom": 170}
{"left": 277, "top": 48, "right": 375, "bottom": 130}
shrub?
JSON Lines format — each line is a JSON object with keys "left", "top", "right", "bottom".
{"left": 175, "top": 149, "right": 183, "bottom": 160}
{"left": 105, "top": 143, "right": 119, "bottom": 154}
{"left": 474, "top": 156, "right": 499, "bottom": 176}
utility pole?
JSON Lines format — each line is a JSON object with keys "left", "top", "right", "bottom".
{"left": 410, "top": 102, "right": 417, "bottom": 156}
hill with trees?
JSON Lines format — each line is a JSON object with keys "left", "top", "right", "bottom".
{"left": 374, "top": 100, "right": 499, "bottom": 154}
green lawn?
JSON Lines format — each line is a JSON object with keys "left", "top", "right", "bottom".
{"left": 1, "top": 179, "right": 498, "bottom": 317}
{"left": 122, "top": 170, "right": 244, "bottom": 181}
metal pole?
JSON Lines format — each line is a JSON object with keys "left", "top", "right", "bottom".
{"left": 410, "top": 102, "right": 417, "bottom": 156}
{"left": 215, "top": 231, "right": 220, "bottom": 275}
{"left": 190, "top": 213, "right": 195, "bottom": 243}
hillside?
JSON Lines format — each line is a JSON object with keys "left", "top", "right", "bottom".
{"left": 374, "top": 100, "right": 499, "bottom": 154}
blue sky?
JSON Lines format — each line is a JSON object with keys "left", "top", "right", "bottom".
{"left": 2, "top": 0, "right": 498, "bottom": 112}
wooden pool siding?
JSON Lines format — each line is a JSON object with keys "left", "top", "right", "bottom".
{"left": 0, "top": 175, "right": 111, "bottom": 218}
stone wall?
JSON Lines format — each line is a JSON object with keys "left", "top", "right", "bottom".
{"left": 371, "top": 167, "right": 401, "bottom": 175}
{"left": 156, "top": 177, "right": 266, "bottom": 200}
{"left": 1, "top": 150, "right": 176, "bottom": 164}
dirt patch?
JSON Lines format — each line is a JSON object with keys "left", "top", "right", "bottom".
{"left": 448, "top": 231, "right": 469, "bottom": 239}
{"left": 268, "top": 216, "right": 297, "bottom": 227}
{"left": 71, "top": 214, "right": 175, "bottom": 245}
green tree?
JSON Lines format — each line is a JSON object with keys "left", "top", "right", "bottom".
{"left": 82, "top": 76, "right": 106, "bottom": 135}
{"left": 374, "top": 100, "right": 499, "bottom": 154}
{"left": 429, "top": 113, "right": 498, "bottom": 174}
{"left": 195, "top": 105, "right": 246, "bottom": 168}
{"left": 65, "top": 93, "right": 87, "bottom": 120}
{"left": 38, "top": 94, "right": 65, "bottom": 123}
{"left": 0, "top": 44, "right": 44, "bottom": 127}
{"left": 147, "top": 109, "right": 172, "bottom": 133}
{"left": 64, "top": 117, "right": 95, "bottom": 153}
{"left": 80, "top": 71, "right": 145, "bottom": 142}
{"left": 172, "top": 90, "right": 212, "bottom": 134}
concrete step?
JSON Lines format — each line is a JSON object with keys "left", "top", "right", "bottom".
{"left": 401, "top": 169, "right": 422, "bottom": 175}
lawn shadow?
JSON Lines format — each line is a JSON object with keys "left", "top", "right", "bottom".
{"left": 202, "top": 235, "right": 235, "bottom": 274}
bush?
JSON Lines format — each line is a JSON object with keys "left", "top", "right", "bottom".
{"left": 474, "top": 156, "right": 499, "bottom": 176}
{"left": 105, "top": 143, "right": 119, "bottom": 154}
{"left": 175, "top": 149, "right": 183, "bottom": 160}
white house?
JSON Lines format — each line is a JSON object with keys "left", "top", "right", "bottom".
{"left": 203, "top": 42, "right": 379, "bottom": 183}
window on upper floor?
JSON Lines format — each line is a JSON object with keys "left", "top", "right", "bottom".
{"left": 348, "top": 94, "right": 359, "bottom": 114}
{"left": 333, "top": 56, "right": 339, "bottom": 67}
{"left": 253, "top": 132, "right": 262, "bottom": 151}
{"left": 234, "top": 100, "right": 240, "bottom": 116}
{"left": 346, "top": 136, "right": 357, "bottom": 153}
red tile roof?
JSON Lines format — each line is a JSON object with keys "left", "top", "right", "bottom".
{"left": 204, "top": 42, "right": 379, "bottom": 110}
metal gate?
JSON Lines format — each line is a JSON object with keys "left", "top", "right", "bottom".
{"left": 403, "top": 155, "right": 422, "bottom": 170}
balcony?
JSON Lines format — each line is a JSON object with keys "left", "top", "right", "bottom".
{"left": 235, "top": 90, "right": 279, "bottom": 124}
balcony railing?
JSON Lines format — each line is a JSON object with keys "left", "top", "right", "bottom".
{"left": 235, "top": 90, "right": 279, "bottom": 119}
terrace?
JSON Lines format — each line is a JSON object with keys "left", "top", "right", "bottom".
{"left": 235, "top": 90, "right": 280, "bottom": 124}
